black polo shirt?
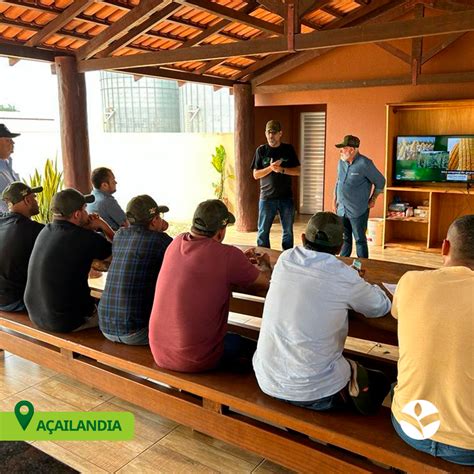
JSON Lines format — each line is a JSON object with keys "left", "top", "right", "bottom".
{"left": 0, "top": 212, "right": 44, "bottom": 306}
{"left": 251, "top": 143, "right": 300, "bottom": 200}
{"left": 25, "top": 220, "right": 112, "bottom": 333}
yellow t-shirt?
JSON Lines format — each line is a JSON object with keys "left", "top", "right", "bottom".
{"left": 391, "top": 266, "right": 474, "bottom": 449}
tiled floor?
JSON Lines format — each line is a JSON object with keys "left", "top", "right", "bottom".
{"left": 1, "top": 221, "right": 441, "bottom": 473}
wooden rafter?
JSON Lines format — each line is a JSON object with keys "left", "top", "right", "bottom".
{"left": 299, "top": 1, "right": 331, "bottom": 18}
{"left": 183, "top": 1, "right": 264, "bottom": 75}
{"left": 77, "top": 9, "right": 474, "bottom": 72}
{"left": 116, "top": 67, "right": 236, "bottom": 87}
{"left": 96, "top": 3, "right": 182, "bottom": 58}
{"left": 421, "top": 0, "right": 474, "bottom": 11}
{"left": 411, "top": 3, "right": 424, "bottom": 85}
{"left": 250, "top": 0, "right": 408, "bottom": 85}
{"left": 375, "top": 42, "right": 411, "bottom": 64}
{"left": 254, "top": 70, "right": 474, "bottom": 93}
{"left": 421, "top": 32, "right": 465, "bottom": 64}
{"left": 75, "top": 0, "right": 175, "bottom": 60}
{"left": 0, "top": 40, "right": 68, "bottom": 62}
{"left": 175, "top": 0, "right": 284, "bottom": 35}
{"left": 24, "top": 0, "right": 95, "bottom": 48}
{"left": 257, "top": 0, "right": 284, "bottom": 17}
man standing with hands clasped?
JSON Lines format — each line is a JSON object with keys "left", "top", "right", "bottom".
{"left": 334, "top": 135, "right": 385, "bottom": 259}
{"left": 252, "top": 120, "right": 300, "bottom": 250}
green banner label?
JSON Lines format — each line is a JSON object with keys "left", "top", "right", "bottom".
{"left": 0, "top": 400, "right": 134, "bottom": 440}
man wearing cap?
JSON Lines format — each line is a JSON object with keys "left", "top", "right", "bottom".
{"left": 0, "top": 124, "right": 21, "bottom": 214}
{"left": 98, "top": 195, "right": 172, "bottom": 345}
{"left": 24, "top": 188, "right": 114, "bottom": 333}
{"left": 334, "top": 135, "right": 385, "bottom": 258}
{"left": 149, "top": 199, "right": 271, "bottom": 373}
{"left": 87, "top": 167, "right": 129, "bottom": 231}
{"left": 252, "top": 120, "right": 300, "bottom": 250}
{"left": 253, "top": 212, "right": 391, "bottom": 414}
{"left": 0, "top": 182, "right": 44, "bottom": 312}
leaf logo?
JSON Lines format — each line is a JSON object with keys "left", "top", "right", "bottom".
{"left": 399, "top": 400, "right": 441, "bottom": 440}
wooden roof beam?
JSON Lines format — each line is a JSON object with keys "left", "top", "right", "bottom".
{"left": 254, "top": 70, "right": 474, "bottom": 93}
{"left": 299, "top": 1, "right": 332, "bottom": 18}
{"left": 421, "top": 32, "right": 465, "bottom": 64}
{"left": 24, "top": 0, "right": 95, "bottom": 48}
{"left": 75, "top": 0, "right": 175, "bottom": 60}
{"left": 116, "top": 67, "right": 235, "bottom": 87}
{"left": 174, "top": 0, "right": 284, "bottom": 35}
{"left": 250, "top": 0, "right": 411, "bottom": 84}
{"left": 257, "top": 1, "right": 284, "bottom": 17}
{"left": 96, "top": 3, "right": 182, "bottom": 58}
{"left": 0, "top": 40, "right": 70, "bottom": 62}
{"left": 78, "top": 9, "right": 474, "bottom": 72}
{"left": 421, "top": 0, "right": 474, "bottom": 11}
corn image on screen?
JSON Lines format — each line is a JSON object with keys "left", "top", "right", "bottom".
{"left": 395, "top": 136, "right": 474, "bottom": 183}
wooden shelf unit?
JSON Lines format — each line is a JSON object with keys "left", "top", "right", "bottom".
{"left": 383, "top": 100, "right": 474, "bottom": 252}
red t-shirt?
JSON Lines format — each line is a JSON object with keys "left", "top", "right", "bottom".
{"left": 149, "top": 233, "right": 260, "bottom": 372}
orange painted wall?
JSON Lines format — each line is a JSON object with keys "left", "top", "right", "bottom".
{"left": 254, "top": 33, "right": 474, "bottom": 217}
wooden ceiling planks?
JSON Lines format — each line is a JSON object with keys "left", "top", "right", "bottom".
{"left": 0, "top": 0, "right": 472, "bottom": 88}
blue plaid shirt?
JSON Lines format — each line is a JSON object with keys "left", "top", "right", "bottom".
{"left": 98, "top": 226, "right": 172, "bottom": 336}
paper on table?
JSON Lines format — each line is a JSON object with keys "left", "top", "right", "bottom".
{"left": 382, "top": 282, "right": 397, "bottom": 296}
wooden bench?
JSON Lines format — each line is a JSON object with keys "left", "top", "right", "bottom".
{"left": 0, "top": 311, "right": 470, "bottom": 473}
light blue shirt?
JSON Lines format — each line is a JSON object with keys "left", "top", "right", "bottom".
{"left": 253, "top": 247, "right": 391, "bottom": 402}
{"left": 335, "top": 153, "right": 386, "bottom": 219}
{"left": 87, "top": 189, "right": 126, "bottom": 231}
{"left": 0, "top": 158, "right": 20, "bottom": 213}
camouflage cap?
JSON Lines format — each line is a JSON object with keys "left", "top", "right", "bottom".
{"left": 265, "top": 120, "right": 282, "bottom": 132}
{"left": 305, "top": 211, "right": 343, "bottom": 247}
{"left": 126, "top": 194, "right": 169, "bottom": 225}
{"left": 335, "top": 135, "right": 360, "bottom": 148}
{"left": 192, "top": 199, "right": 235, "bottom": 233}
{"left": 2, "top": 181, "right": 42, "bottom": 205}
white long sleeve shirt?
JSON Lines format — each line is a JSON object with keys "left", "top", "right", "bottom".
{"left": 253, "top": 247, "right": 391, "bottom": 402}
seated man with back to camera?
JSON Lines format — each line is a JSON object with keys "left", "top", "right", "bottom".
{"left": 253, "top": 211, "right": 392, "bottom": 415}
{"left": 0, "top": 182, "right": 44, "bottom": 312}
{"left": 391, "top": 214, "right": 474, "bottom": 466}
{"left": 98, "top": 195, "right": 172, "bottom": 345}
{"left": 25, "top": 188, "right": 114, "bottom": 333}
{"left": 149, "top": 199, "right": 271, "bottom": 373}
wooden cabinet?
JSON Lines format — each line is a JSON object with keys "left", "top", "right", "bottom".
{"left": 382, "top": 100, "right": 474, "bottom": 252}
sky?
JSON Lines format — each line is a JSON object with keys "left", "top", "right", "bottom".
{"left": 0, "top": 57, "right": 60, "bottom": 118}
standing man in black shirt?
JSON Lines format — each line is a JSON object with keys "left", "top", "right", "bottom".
{"left": 0, "top": 182, "right": 44, "bottom": 312}
{"left": 25, "top": 188, "right": 113, "bottom": 333}
{"left": 251, "top": 120, "right": 300, "bottom": 250}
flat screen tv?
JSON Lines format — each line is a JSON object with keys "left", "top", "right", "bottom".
{"left": 394, "top": 135, "right": 474, "bottom": 183}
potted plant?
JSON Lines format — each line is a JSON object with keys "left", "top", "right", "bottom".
{"left": 211, "top": 145, "right": 234, "bottom": 203}
{"left": 26, "top": 159, "right": 63, "bottom": 224}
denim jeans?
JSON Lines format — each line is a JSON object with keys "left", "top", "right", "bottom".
{"left": 340, "top": 210, "right": 369, "bottom": 258}
{"left": 102, "top": 327, "right": 149, "bottom": 346}
{"left": 0, "top": 300, "right": 26, "bottom": 312}
{"left": 287, "top": 392, "right": 342, "bottom": 411}
{"left": 257, "top": 198, "right": 295, "bottom": 250}
{"left": 392, "top": 414, "right": 474, "bottom": 466}
{"left": 218, "top": 333, "right": 257, "bottom": 370}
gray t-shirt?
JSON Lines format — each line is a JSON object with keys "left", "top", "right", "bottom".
{"left": 87, "top": 189, "right": 126, "bottom": 231}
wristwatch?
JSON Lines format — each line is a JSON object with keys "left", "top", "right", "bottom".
{"left": 282, "top": 168, "right": 285, "bottom": 174}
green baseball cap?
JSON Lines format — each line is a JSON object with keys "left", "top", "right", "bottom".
{"left": 51, "top": 188, "right": 94, "bottom": 217}
{"left": 192, "top": 199, "right": 235, "bottom": 233}
{"left": 335, "top": 135, "right": 360, "bottom": 148}
{"left": 265, "top": 120, "right": 282, "bottom": 132}
{"left": 126, "top": 195, "right": 169, "bottom": 225}
{"left": 305, "top": 212, "right": 343, "bottom": 247}
{"left": 2, "top": 181, "right": 43, "bottom": 205}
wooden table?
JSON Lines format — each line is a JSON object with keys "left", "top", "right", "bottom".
{"left": 89, "top": 245, "right": 431, "bottom": 346}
